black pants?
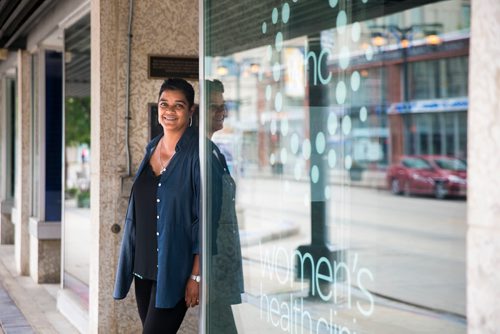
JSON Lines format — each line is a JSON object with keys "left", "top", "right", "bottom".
{"left": 134, "top": 278, "right": 187, "bottom": 334}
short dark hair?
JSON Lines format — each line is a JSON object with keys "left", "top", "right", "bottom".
{"left": 205, "top": 79, "right": 224, "bottom": 95}
{"left": 158, "top": 78, "right": 195, "bottom": 107}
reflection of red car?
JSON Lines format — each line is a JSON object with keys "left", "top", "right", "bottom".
{"left": 386, "top": 155, "right": 467, "bottom": 199}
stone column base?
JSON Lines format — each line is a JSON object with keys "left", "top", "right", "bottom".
{"left": 1, "top": 200, "right": 14, "bottom": 244}
{"left": 29, "top": 218, "right": 61, "bottom": 283}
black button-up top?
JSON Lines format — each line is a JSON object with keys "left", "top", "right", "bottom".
{"left": 132, "top": 163, "right": 160, "bottom": 281}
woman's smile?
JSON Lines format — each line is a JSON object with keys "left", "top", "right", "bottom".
{"left": 162, "top": 114, "right": 178, "bottom": 122}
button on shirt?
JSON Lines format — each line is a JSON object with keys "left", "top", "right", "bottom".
{"left": 114, "top": 126, "right": 200, "bottom": 308}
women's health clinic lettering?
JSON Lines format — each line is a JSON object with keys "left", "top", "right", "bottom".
{"left": 304, "top": 44, "right": 334, "bottom": 86}
{"left": 259, "top": 243, "right": 375, "bottom": 324}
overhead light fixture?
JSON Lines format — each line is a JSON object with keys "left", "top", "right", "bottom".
{"left": 0, "top": 48, "right": 8, "bottom": 60}
{"left": 250, "top": 63, "right": 260, "bottom": 74}
{"left": 216, "top": 65, "right": 229, "bottom": 76}
{"left": 65, "top": 52, "right": 73, "bottom": 63}
{"left": 360, "top": 42, "right": 370, "bottom": 50}
{"left": 425, "top": 33, "right": 442, "bottom": 46}
{"left": 370, "top": 32, "right": 386, "bottom": 47}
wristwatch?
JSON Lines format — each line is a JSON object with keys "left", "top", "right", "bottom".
{"left": 190, "top": 274, "right": 201, "bottom": 283}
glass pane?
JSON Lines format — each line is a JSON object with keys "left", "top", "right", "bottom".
{"left": 446, "top": 57, "right": 468, "bottom": 98}
{"left": 203, "top": 0, "right": 468, "bottom": 333}
{"left": 44, "top": 50, "right": 63, "bottom": 222}
{"left": 63, "top": 14, "right": 91, "bottom": 305}
{"left": 457, "top": 111, "right": 467, "bottom": 159}
{"left": 31, "top": 53, "right": 39, "bottom": 217}
{"left": 8, "top": 77, "right": 16, "bottom": 199}
{"left": 444, "top": 112, "right": 455, "bottom": 156}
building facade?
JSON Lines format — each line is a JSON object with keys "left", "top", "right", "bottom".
{"left": 0, "top": 0, "right": 499, "bottom": 333}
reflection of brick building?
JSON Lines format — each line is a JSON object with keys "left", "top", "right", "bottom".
{"left": 328, "top": 34, "right": 469, "bottom": 166}
{"left": 387, "top": 36, "right": 469, "bottom": 163}
{"left": 253, "top": 33, "right": 469, "bottom": 173}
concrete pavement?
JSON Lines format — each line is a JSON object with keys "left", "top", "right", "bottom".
{"left": 0, "top": 279, "right": 34, "bottom": 333}
{"left": 0, "top": 245, "right": 78, "bottom": 334}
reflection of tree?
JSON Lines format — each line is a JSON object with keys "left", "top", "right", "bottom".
{"left": 65, "top": 96, "right": 91, "bottom": 146}
{"left": 65, "top": 96, "right": 91, "bottom": 206}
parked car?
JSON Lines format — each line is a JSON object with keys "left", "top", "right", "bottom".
{"left": 386, "top": 155, "right": 467, "bottom": 199}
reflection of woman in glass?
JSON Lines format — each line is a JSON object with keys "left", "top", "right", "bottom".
{"left": 114, "top": 78, "right": 200, "bottom": 333}
{"left": 206, "top": 79, "right": 244, "bottom": 334}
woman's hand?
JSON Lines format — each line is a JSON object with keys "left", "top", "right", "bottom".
{"left": 184, "top": 254, "right": 200, "bottom": 307}
{"left": 185, "top": 254, "right": 200, "bottom": 307}
{"left": 185, "top": 278, "right": 199, "bottom": 307}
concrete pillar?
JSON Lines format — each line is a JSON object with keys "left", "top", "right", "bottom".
{"left": 29, "top": 219, "right": 61, "bottom": 283}
{"left": 89, "top": 0, "right": 198, "bottom": 332}
{"left": 13, "top": 50, "right": 31, "bottom": 276}
{"left": 0, "top": 201, "right": 14, "bottom": 244}
{"left": 28, "top": 50, "right": 63, "bottom": 284}
{"left": 467, "top": 0, "right": 500, "bottom": 333}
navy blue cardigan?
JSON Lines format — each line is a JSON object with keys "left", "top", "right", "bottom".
{"left": 113, "top": 127, "right": 200, "bottom": 308}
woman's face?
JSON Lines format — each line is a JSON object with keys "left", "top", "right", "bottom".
{"left": 209, "top": 91, "right": 227, "bottom": 133}
{"left": 158, "top": 89, "right": 193, "bottom": 134}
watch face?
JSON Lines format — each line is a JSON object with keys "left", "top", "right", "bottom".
{"left": 195, "top": 276, "right": 201, "bottom": 283}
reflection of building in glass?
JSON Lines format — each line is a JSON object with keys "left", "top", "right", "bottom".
{"left": 212, "top": 0, "right": 469, "bottom": 178}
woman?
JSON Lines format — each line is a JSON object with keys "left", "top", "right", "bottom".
{"left": 205, "top": 79, "right": 244, "bottom": 334}
{"left": 114, "top": 78, "right": 200, "bottom": 333}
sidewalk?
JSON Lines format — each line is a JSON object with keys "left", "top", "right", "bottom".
{"left": 0, "top": 279, "right": 33, "bottom": 333}
{"left": 0, "top": 245, "right": 78, "bottom": 334}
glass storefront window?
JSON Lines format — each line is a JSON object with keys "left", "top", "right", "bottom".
{"left": 409, "top": 57, "right": 468, "bottom": 100}
{"left": 202, "top": 0, "right": 468, "bottom": 333}
{"left": 0, "top": 75, "right": 15, "bottom": 200}
{"left": 7, "top": 77, "right": 16, "bottom": 200}
{"left": 63, "top": 14, "right": 91, "bottom": 306}
{"left": 31, "top": 53, "right": 39, "bottom": 217}
{"left": 446, "top": 57, "right": 468, "bottom": 97}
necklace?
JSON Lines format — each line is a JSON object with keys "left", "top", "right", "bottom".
{"left": 158, "top": 140, "right": 174, "bottom": 175}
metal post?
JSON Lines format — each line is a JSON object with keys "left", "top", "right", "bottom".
{"left": 296, "top": 34, "right": 343, "bottom": 298}
{"left": 309, "top": 34, "right": 328, "bottom": 247}
{"left": 402, "top": 45, "right": 409, "bottom": 103}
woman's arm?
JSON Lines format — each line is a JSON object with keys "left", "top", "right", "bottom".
{"left": 185, "top": 254, "right": 200, "bottom": 307}
{"left": 185, "top": 148, "right": 201, "bottom": 307}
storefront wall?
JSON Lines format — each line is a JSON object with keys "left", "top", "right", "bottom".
{"left": 202, "top": 0, "right": 469, "bottom": 333}
{"left": 89, "top": 0, "right": 199, "bottom": 332}
{"left": 1, "top": 0, "right": 201, "bottom": 332}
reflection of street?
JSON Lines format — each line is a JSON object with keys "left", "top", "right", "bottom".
{"left": 329, "top": 185, "right": 466, "bottom": 316}
{"left": 236, "top": 177, "right": 466, "bottom": 333}
{"left": 64, "top": 199, "right": 90, "bottom": 285}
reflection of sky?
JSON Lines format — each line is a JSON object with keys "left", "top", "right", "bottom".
{"left": 207, "top": 0, "right": 469, "bottom": 174}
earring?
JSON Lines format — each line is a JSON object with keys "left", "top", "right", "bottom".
{"left": 189, "top": 116, "right": 193, "bottom": 127}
